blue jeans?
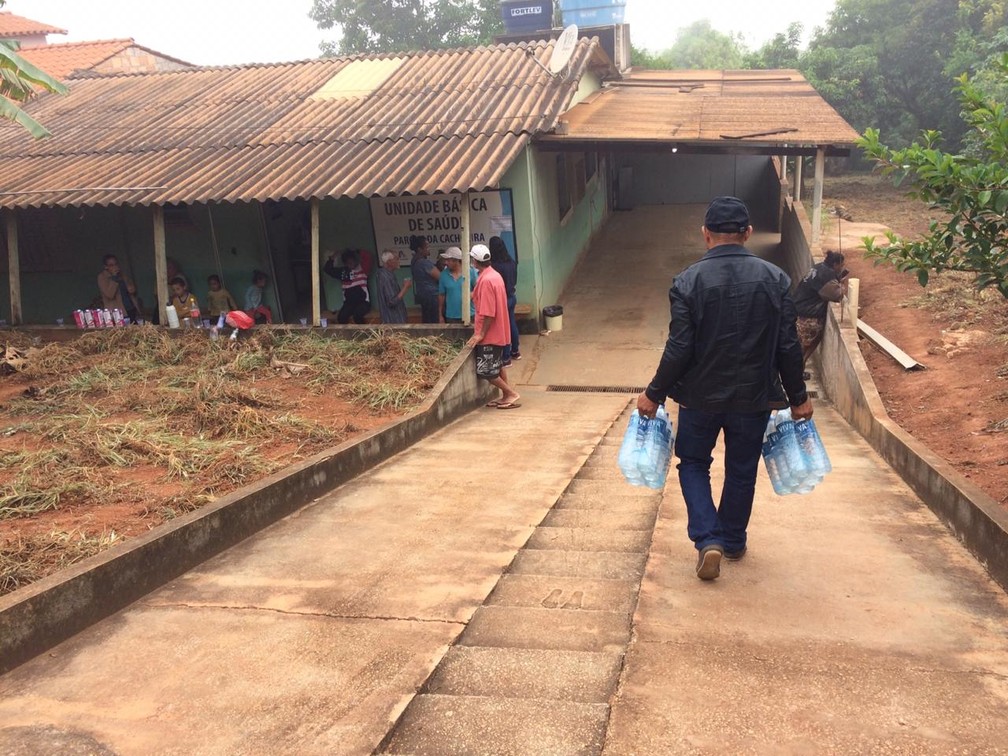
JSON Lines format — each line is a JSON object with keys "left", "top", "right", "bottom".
{"left": 674, "top": 406, "right": 771, "bottom": 553}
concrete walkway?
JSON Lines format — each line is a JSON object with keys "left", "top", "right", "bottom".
{"left": 2, "top": 206, "right": 1008, "bottom": 754}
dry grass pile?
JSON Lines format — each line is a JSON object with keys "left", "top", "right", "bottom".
{"left": 1, "top": 529, "right": 120, "bottom": 595}
{"left": 0, "top": 328, "right": 460, "bottom": 594}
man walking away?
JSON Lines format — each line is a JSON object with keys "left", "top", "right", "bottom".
{"left": 467, "top": 244, "right": 520, "bottom": 410}
{"left": 636, "top": 196, "right": 812, "bottom": 581}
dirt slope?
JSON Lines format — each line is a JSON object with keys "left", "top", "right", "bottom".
{"left": 820, "top": 174, "right": 1008, "bottom": 507}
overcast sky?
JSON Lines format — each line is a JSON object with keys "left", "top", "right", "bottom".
{"left": 10, "top": 1, "right": 837, "bottom": 66}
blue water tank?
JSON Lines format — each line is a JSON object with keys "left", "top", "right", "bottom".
{"left": 500, "top": 0, "right": 553, "bottom": 34}
{"left": 559, "top": 0, "right": 626, "bottom": 27}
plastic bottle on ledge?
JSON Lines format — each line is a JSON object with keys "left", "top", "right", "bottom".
{"left": 165, "top": 304, "right": 180, "bottom": 329}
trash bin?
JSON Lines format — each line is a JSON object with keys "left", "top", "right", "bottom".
{"left": 543, "top": 304, "right": 564, "bottom": 331}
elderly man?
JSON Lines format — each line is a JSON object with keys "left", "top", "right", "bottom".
{"left": 97, "top": 254, "right": 141, "bottom": 323}
{"left": 376, "top": 249, "right": 412, "bottom": 324}
{"left": 466, "top": 244, "right": 520, "bottom": 409}
{"left": 637, "top": 196, "right": 812, "bottom": 581}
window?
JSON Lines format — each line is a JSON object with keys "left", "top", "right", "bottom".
{"left": 556, "top": 154, "right": 571, "bottom": 220}
{"left": 571, "top": 153, "right": 586, "bottom": 206}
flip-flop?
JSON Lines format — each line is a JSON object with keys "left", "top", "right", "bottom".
{"left": 496, "top": 401, "right": 521, "bottom": 410}
{"left": 486, "top": 399, "right": 502, "bottom": 408}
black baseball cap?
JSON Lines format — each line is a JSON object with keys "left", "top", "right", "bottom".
{"left": 704, "top": 196, "right": 750, "bottom": 234}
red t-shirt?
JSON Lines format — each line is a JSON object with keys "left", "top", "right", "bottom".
{"left": 472, "top": 265, "right": 511, "bottom": 347}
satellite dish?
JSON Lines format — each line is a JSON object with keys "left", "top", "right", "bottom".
{"left": 549, "top": 24, "right": 579, "bottom": 75}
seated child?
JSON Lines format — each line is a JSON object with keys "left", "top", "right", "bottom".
{"left": 206, "top": 274, "right": 237, "bottom": 319}
{"left": 169, "top": 276, "right": 199, "bottom": 320}
{"left": 244, "top": 270, "right": 273, "bottom": 324}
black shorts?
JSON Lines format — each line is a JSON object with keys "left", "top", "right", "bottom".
{"left": 475, "top": 344, "right": 504, "bottom": 380}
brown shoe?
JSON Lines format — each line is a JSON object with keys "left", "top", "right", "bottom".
{"left": 724, "top": 546, "right": 747, "bottom": 561}
{"left": 695, "top": 545, "right": 723, "bottom": 580}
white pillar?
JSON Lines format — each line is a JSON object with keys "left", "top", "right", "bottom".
{"left": 311, "top": 197, "right": 321, "bottom": 326}
{"left": 793, "top": 156, "right": 803, "bottom": 202}
{"left": 812, "top": 147, "right": 825, "bottom": 245}
{"left": 461, "top": 192, "right": 472, "bottom": 326}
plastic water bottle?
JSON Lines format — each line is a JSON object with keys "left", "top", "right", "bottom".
{"left": 640, "top": 406, "right": 674, "bottom": 489}
{"left": 762, "top": 417, "right": 793, "bottom": 495}
{"left": 796, "top": 418, "right": 832, "bottom": 478}
{"left": 165, "top": 304, "right": 180, "bottom": 329}
{"left": 774, "top": 408, "right": 812, "bottom": 488}
{"left": 618, "top": 411, "right": 647, "bottom": 486}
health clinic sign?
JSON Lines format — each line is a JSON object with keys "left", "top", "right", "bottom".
{"left": 370, "top": 190, "right": 517, "bottom": 265}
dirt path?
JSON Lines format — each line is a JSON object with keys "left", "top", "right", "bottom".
{"left": 820, "top": 175, "right": 1008, "bottom": 507}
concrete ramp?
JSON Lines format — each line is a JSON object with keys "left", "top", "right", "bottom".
{"left": 0, "top": 392, "right": 628, "bottom": 754}
{"left": 528, "top": 205, "right": 782, "bottom": 389}
{"left": 1, "top": 204, "right": 1007, "bottom": 753}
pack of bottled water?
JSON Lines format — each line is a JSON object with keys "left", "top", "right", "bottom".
{"left": 618, "top": 407, "right": 675, "bottom": 489}
{"left": 762, "top": 407, "right": 832, "bottom": 495}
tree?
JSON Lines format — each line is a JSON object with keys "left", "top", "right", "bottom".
{"left": 663, "top": 20, "right": 745, "bottom": 70}
{"left": 310, "top": 0, "right": 503, "bottom": 55}
{"left": 744, "top": 22, "right": 803, "bottom": 70}
{"left": 804, "top": 0, "right": 981, "bottom": 148}
{"left": 858, "top": 55, "right": 1008, "bottom": 297}
{"left": 0, "top": 0, "right": 66, "bottom": 138}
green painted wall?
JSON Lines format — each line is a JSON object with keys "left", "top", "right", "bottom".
{"left": 501, "top": 146, "right": 609, "bottom": 321}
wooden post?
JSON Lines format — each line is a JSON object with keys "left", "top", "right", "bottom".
{"left": 311, "top": 197, "right": 321, "bottom": 326}
{"left": 811, "top": 147, "right": 825, "bottom": 246}
{"left": 153, "top": 205, "right": 168, "bottom": 326}
{"left": 461, "top": 192, "right": 471, "bottom": 326}
{"left": 793, "top": 155, "right": 803, "bottom": 202}
{"left": 5, "top": 211, "right": 21, "bottom": 325}
{"left": 781, "top": 155, "right": 788, "bottom": 182}
{"left": 846, "top": 278, "right": 859, "bottom": 329}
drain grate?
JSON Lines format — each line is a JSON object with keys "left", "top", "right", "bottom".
{"left": 547, "top": 385, "right": 646, "bottom": 394}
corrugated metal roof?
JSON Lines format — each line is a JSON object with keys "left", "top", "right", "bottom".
{"left": 16, "top": 39, "right": 195, "bottom": 80}
{"left": 0, "top": 11, "right": 65, "bottom": 38}
{"left": 542, "top": 68, "right": 860, "bottom": 149}
{"left": 0, "top": 39, "right": 607, "bottom": 209}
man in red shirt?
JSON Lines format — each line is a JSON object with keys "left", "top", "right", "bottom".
{"left": 466, "top": 244, "right": 520, "bottom": 409}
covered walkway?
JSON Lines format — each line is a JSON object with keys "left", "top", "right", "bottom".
{"left": 1, "top": 205, "right": 1006, "bottom": 754}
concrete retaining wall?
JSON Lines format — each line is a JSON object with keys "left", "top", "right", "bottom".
{"left": 777, "top": 196, "right": 1008, "bottom": 592}
{"left": 0, "top": 343, "right": 491, "bottom": 674}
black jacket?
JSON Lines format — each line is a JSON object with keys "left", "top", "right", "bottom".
{"left": 645, "top": 244, "right": 807, "bottom": 412}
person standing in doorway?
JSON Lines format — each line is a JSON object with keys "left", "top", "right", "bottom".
{"left": 467, "top": 244, "right": 520, "bottom": 410}
{"left": 636, "top": 196, "right": 812, "bottom": 581}
{"left": 793, "top": 250, "right": 849, "bottom": 365}
{"left": 410, "top": 235, "right": 441, "bottom": 323}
